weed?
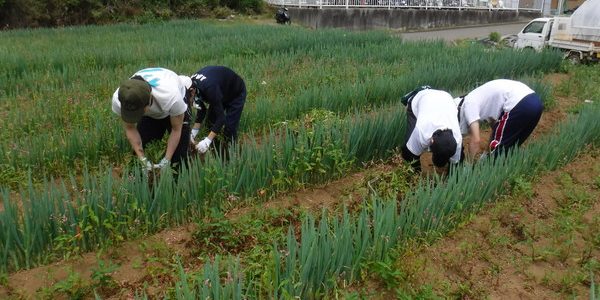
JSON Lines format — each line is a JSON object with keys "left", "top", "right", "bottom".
{"left": 191, "top": 208, "right": 292, "bottom": 261}
{"left": 586, "top": 259, "right": 600, "bottom": 272}
{"left": 144, "top": 256, "right": 176, "bottom": 285}
{"left": 362, "top": 163, "right": 417, "bottom": 200}
{"left": 556, "top": 241, "right": 575, "bottom": 264}
{"left": 192, "top": 214, "right": 254, "bottom": 255}
{"left": 396, "top": 284, "right": 439, "bottom": 299}
{"left": 52, "top": 271, "right": 90, "bottom": 299}
{"left": 554, "top": 172, "right": 591, "bottom": 209}
{"left": 449, "top": 281, "right": 477, "bottom": 299}
{"left": 143, "top": 138, "right": 169, "bottom": 164}
{"left": 366, "top": 258, "right": 404, "bottom": 290}
{"left": 512, "top": 176, "right": 534, "bottom": 199}
{"left": 488, "top": 226, "right": 512, "bottom": 248}
{"left": 0, "top": 164, "right": 27, "bottom": 189}
{"left": 53, "top": 233, "right": 82, "bottom": 261}
{"left": 557, "top": 271, "right": 586, "bottom": 295}
{"left": 91, "top": 259, "right": 119, "bottom": 291}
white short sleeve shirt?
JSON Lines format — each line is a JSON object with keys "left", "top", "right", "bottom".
{"left": 406, "top": 89, "right": 463, "bottom": 163}
{"left": 459, "top": 79, "right": 534, "bottom": 134}
{"left": 112, "top": 68, "right": 188, "bottom": 120}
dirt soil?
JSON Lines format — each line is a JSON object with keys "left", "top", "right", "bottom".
{"left": 0, "top": 72, "right": 589, "bottom": 299}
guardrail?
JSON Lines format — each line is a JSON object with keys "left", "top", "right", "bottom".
{"left": 267, "top": 0, "right": 542, "bottom": 11}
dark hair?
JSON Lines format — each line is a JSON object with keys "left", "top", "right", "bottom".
{"left": 430, "top": 129, "right": 457, "bottom": 167}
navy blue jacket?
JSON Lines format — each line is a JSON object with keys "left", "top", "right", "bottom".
{"left": 193, "top": 66, "right": 245, "bottom": 134}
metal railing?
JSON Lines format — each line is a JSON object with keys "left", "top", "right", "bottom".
{"left": 267, "top": 0, "right": 542, "bottom": 11}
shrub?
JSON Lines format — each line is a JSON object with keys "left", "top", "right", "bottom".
{"left": 0, "top": 0, "right": 261, "bottom": 29}
{"left": 212, "top": 6, "right": 235, "bottom": 19}
{"left": 489, "top": 31, "right": 501, "bottom": 43}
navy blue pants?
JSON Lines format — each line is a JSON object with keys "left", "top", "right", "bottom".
{"left": 489, "top": 93, "right": 543, "bottom": 155}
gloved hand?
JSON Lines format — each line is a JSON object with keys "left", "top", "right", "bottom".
{"left": 195, "top": 137, "right": 212, "bottom": 154}
{"left": 154, "top": 157, "right": 171, "bottom": 170}
{"left": 139, "top": 156, "right": 154, "bottom": 172}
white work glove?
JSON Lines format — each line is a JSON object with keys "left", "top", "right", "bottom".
{"left": 190, "top": 128, "right": 200, "bottom": 144}
{"left": 139, "top": 156, "right": 154, "bottom": 172}
{"left": 195, "top": 137, "right": 212, "bottom": 154}
{"left": 154, "top": 157, "right": 171, "bottom": 170}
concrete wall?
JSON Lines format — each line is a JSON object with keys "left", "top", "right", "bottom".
{"left": 288, "top": 8, "right": 541, "bottom": 31}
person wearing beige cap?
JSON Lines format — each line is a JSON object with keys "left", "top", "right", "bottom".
{"left": 111, "top": 67, "right": 193, "bottom": 171}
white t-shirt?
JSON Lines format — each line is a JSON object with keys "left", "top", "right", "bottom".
{"left": 112, "top": 68, "right": 188, "bottom": 120}
{"left": 406, "top": 89, "right": 463, "bottom": 163}
{"left": 459, "top": 79, "right": 534, "bottom": 134}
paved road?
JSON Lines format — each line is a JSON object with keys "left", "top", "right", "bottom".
{"left": 399, "top": 22, "right": 527, "bottom": 41}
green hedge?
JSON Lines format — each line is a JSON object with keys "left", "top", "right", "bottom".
{"left": 0, "top": 0, "right": 264, "bottom": 29}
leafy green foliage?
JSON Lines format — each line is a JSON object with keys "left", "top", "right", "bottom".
{"left": 363, "top": 162, "right": 417, "bottom": 200}
{"left": 366, "top": 258, "right": 405, "bottom": 289}
{"left": 91, "top": 259, "right": 119, "bottom": 294}
{"left": 488, "top": 31, "right": 501, "bottom": 43}
{"left": 0, "top": 0, "right": 264, "bottom": 29}
{"left": 191, "top": 210, "right": 285, "bottom": 255}
{"left": 512, "top": 176, "right": 534, "bottom": 199}
{"left": 49, "top": 271, "right": 90, "bottom": 299}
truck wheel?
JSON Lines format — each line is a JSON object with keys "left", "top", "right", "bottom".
{"left": 567, "top": 52, "right": 581, "bottom": 65}
{"left": 522, "top": 46, "right": 536, "bottom": 52}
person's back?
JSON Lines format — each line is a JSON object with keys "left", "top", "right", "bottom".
{"left": 111, "top": 67, "right": 192, "bottom": 171}
{"left": 195, "top": 66, "right": 245, "bottom": 105}
{"left": 402, "top": 88, "right": 462, "bottom": 171}
{"left": 190, "top": 66, "right": 247, "bottom": 154}
{"left": 458, "top": 79, "right": 542, "bottom": 158}
{"left": 462, "top": 79, "right": 534, "bottom": 125}
{"left": 412, "top": 89, "right": 460, "bottom": 135}
{"left": 112, "top": 68, "right": 188, "bottom": 121}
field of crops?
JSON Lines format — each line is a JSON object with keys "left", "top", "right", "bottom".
{"left": 1, "top": 18, "right": 598, "bottom": 299}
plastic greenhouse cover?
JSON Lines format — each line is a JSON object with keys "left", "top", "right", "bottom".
{"left": 571, "top": 0, "right": 600, "bottom": 42}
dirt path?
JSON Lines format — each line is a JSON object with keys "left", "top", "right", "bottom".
{"left": 0, "top": 73, "right": 583, "bottom": 299}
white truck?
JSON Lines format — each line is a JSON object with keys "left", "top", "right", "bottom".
{"left": 514, "top": 0, "right": 600, "bottom": 63}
